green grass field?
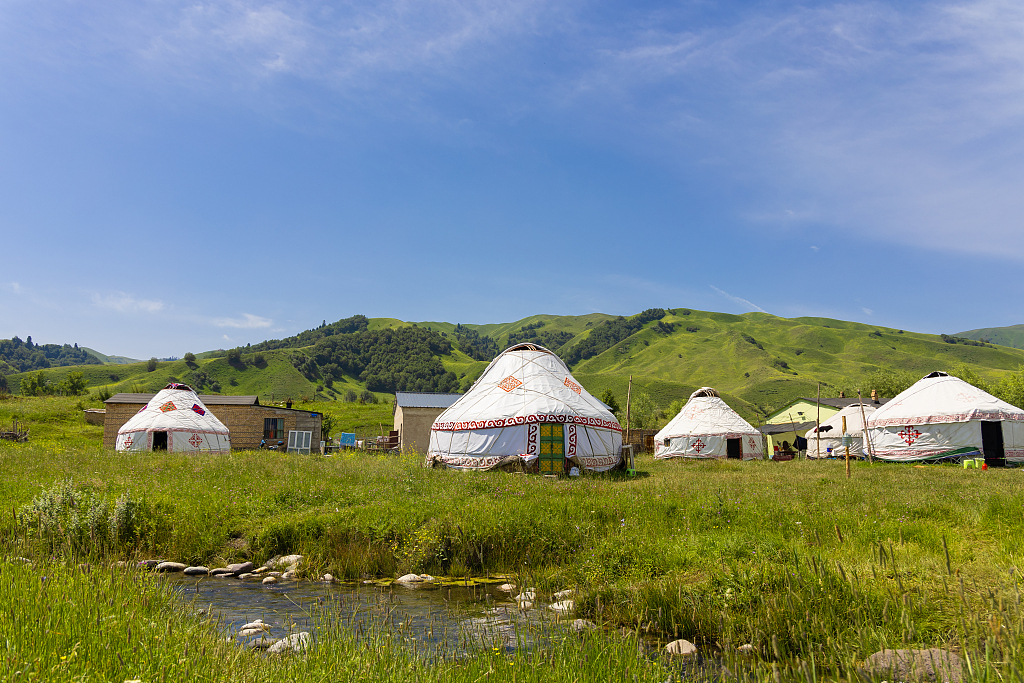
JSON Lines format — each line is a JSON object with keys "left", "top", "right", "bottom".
{"left": 4, "top": 394, "right": 1024, "bottom": 680}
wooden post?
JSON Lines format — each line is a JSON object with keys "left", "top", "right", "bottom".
{"left": 843, "top": 415, "right": 850, "bottom": 479}
{"left": 787, "top": 412, "right": 799, "bottom": 458}
{"left": 815, "top": 383, "right": 821, "bottom": 459}
{"left": 624, "top": 376, "right": 633, "bottom": 448}
{"left": 858, "top": 390, "right": 875, "bottom": 464}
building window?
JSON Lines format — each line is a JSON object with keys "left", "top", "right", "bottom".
{"left": 264, "top": 418, "right": 284, "bottom": 440}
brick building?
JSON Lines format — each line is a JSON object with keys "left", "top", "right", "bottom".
{"left": 103, "top": 393, "right": 321, "bottom": 451}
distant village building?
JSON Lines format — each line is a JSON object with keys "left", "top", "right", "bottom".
{"left": 393, "top": 391, "right": 462, "bottom": 454}
{"left": 103, "top": 392, "right": 321, "bottom": 451}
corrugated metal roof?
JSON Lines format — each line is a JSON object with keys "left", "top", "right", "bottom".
{"left": 759, "top": 421, "right": 817, "bottom": 435}
{"left": 105, "top": 393, "right": 260, "bottom": 405}
{"left": 798, "top": 397, "right": 890, "bottom": 409}
{"left": 395, "top": 392, "right": 463, "bottom": 409}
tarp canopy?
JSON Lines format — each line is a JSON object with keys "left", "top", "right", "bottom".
{"left": 427, "top": 344, "right": 622, "bottom": 471}
{"left": 116, "top": 383, "right": 231, "bottom": 454}
{"left": 865, "top": 372, "right": 1024, "bottom": 462}
{"left": 653, "top": 387, "right": 763, "bottom": 460}
{"left": 806, "top": 403, "right": 877, "bottom": 459}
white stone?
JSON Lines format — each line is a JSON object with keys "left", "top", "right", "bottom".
{"left": 550, "top": 600, "right": 575, "bottom": 615}
{"left": 395, "top": 573, "right": 423, "bottom": 583}
{"left": 237, "top": 573, "right": 260, "bottom": 582}
{"left": 419, "top": 574, "right": 435, "bottom": 582}
{"left": 155, "top": 562, "right": 186, "bottom": 573}
{"left": 497, "top": 583, "right": 516, "bottom": 593}
{"left": 268, "top": 631, "right": 311, "bottom": 654}
{"left": 553, "top": 589, "right": 574, "bottom": 600}
{"left": 282, "top": 570, "right": 297, "bottom": 580}
{"left": 183, "top": 566, "right": 209, "bottom": 576}
{"left": 665, "top": 639, "right": 698, "bottom": 657}
{"left": 262, "top": 576, "right": 279, "bottom": 585}
{"left": 570, "top": 619, "right": 597, "bottom": 633}
{"left": 517, "top": 601, "right": 534, "bottom": 611}
{"left": 240, "top": 619, "right": 267, "bottom": 631}
{"left": 514, "top": 591, "right": 536, "bottom": 602}
{"left": 738, "top": 643, "right": 754, "bottom": 653}
{"left": 322, "top": 574, "right": 335, "bottom": 583}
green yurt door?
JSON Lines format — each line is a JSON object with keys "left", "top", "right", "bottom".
{"left": 539, "top": 423, "right": 564, "bottom": 474}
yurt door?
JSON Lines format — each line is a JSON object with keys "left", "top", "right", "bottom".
{"left": 981, "top": 421, "right": 1006, "bottom": 467}
{"left": 152, "top": 431, "right": 168, "bottom": 451}
{"left": 539, "top": 424, "right": 564, "bottom": 474}
{"left": 726, "top": 438, "right": 741, "bottom": 459}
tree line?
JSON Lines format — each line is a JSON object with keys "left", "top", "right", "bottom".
{"left": 0, "top": 336, "right": 100, "bottom": 374}
{"left": 561, "top": 309, "right": 670, "bottom": 366}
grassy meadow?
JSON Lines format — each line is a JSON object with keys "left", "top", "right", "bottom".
{"left": 4, "top": 393, "right": 1024, "bottom": 680}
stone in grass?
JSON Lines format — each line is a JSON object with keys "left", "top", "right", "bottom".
{"left": 737, "top": 643, "right": 755, "bottom": 654}
{"left": 514, "top": 591, "right": 536, "bottom": 602}
{"left": 570, "top": 619, "right": 597, "bottom": 633}
{"left": 665, "top": 639, "right": 698, "bottom": 658}
{"left": 262, "top": 576, "right": 279, "bottom": 585}
{"left": 240, "top": 619, "right": 269, "bottom": 632}
{"left": 183, "top": 566, "right": 209, "bottom": 576}
{"left": 282, "top": 571, "right": 297, "bottom": 580}
{"left": 268, "top": 632, "right": 312, "bottom": 654}
{"left": 395, "top": 574, "right": 423, "bottom": 584}
{"left": 155, "top": 562, "right": 186, "bottom": 573}
{"left": 553, "top": 589, "right": 574, "bottom": 600}
{"left": 517, "top": 601, "right": 534, "bottom": 611}
{"left": 549, "top": 600, "right": 575, "bottom": 615}
{"left": 247, "top": 636, "right": 279, "bottom": 650}
{"left": 862, "top": 649, "right": 965, "bottom": 683}
{"left": 322, "top": 574, "right": 335, "bottom": 583}
{"left": 497, "top": 583, "right": 516, "bottom": 593}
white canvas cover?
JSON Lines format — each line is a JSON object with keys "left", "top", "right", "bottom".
{"left": 427, "top": 344, "right": 622, "bottom": 471}
{"left": 116, "top": 383, "right": 231, "bottom": 454}
{"left": 653, "top": 387, "right": 763, "bottom": 460}
{"left": 806, "top": 403, "right": 877, "bottom": 459}
{"left": 865, "top": 372, "right": 1024, "bottom": 462}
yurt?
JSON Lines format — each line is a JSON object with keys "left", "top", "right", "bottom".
{"left": 806, "top": 403, "right": 878, "bottom": 459}
{"left": 426, "top": 344, "right": 622, "bottom": 473}
{"left": 653, "top": 387, "right": 763, "bottom": 460}
{"left": 115, "top": 383, "right": 231, "bottom": 453}
{"left": 865, "top": 372, "right": 1024, "bottom": 464}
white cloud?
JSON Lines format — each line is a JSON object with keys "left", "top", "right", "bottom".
{"left": 92, "top": 292, "right": 165, "bottom": 313}
{"left": 810, "top": 246, "right": 819, "bottom": 252}
{"left": 213, "top": 313, "right": 273, "bottom": 329}
{"left": 8, "top": 282, "right": 22, "bottom": 294}
{"left": 710, "top": 285, "right": 766, "bottom": 313}
{"left": 862, "top": 307, "right": 874, "bottom": 315}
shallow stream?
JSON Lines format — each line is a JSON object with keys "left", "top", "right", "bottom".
{"left": 163, "top": 575, "right": 566, "bottom": 657}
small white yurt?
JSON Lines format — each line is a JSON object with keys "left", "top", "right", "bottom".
{"left": 653, "top": 387, "right": 763, "bottom": 460}
{"left": 116, "top": 383, "right": 231, "bottom": 454}
{"left": 805, "top": 403, "right": 877, "bottom": 459}
{"left": 427, "top": 344, "right": 622, "bottom": 472}
{"left": 866, "top": 371, "right": 1024, "bottom": 463}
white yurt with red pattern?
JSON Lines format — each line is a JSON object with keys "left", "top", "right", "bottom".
{"left": 115, "top": 383, "right": 231, "bottom": 454}
{"left": 865, "top": 371, "right": 1024, "bottom": 463}
{"left": 427, "top": 344, "right": 622, "bottom": 472}
{"left": 653, "top": 387, "right": 763, "bottom": 460}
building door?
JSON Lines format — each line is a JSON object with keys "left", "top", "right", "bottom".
{"left": 981, "top": 421, "right": 1005, "bottom": 467}
{"left": 152, "top": 431, "right": 168, "bottom": 451}
{"left": 726, "top": 438, "right": 741, "bottom": 459}
{"left": 539, "top": 424, "right": 564, "bottom": 474}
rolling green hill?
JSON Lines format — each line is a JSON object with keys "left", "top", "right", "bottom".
{"left": 7, "top": 310, "right": 1024, "bottom": 425}
{"left": 957, "top": 324, "right": 1024, "bottom": 350}
{"left": 80, "top": 347, "right": 142, "bottom": 365}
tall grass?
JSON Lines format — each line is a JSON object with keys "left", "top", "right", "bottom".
{"left": 5, "top": 432, "right": 1024, "bottom": 677}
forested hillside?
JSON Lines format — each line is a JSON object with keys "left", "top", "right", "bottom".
{"left": 0, "top": 336, "right": 99, "bottom": 374}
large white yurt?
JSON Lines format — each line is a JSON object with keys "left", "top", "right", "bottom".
{"left": 806, "top": 403, "right": 878, "bottom": 459}
{"left": 426, "top": 344, "right": 622, "bottom": 473}
{"left": 865, "top": 372, "right": 1024, "bottom": 463}
{"left": 653, "top": 387, "right": 763, "bottom": 460}
{"left": 115, "top": 383, "right": 231, "bottom": 454}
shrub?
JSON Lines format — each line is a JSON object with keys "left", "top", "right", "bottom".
{"left": 359, "top": 390, "right": 377, "bottom": 404}
{"left": 226, "top": 348, "right": 243, "bottom": 364}
{"left": 344, "top": 389, "right": 358, "bottom": 403}
{"left": 146, "top": 357, "right": 157, "bottom": 372}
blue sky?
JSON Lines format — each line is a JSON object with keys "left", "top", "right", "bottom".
{"left": 1, "top": 0, "right": 1022, "bottom": 359}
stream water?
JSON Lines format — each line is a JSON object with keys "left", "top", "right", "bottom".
{"left": 163, "top": 575, "right": 567, "bottom": 657}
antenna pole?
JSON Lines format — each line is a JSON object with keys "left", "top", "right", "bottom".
{"left": 858, "top": 390, "right": 875, "bottom": 464}
{"left": 625, "top": 376, "right": 633, "bottom": 448}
